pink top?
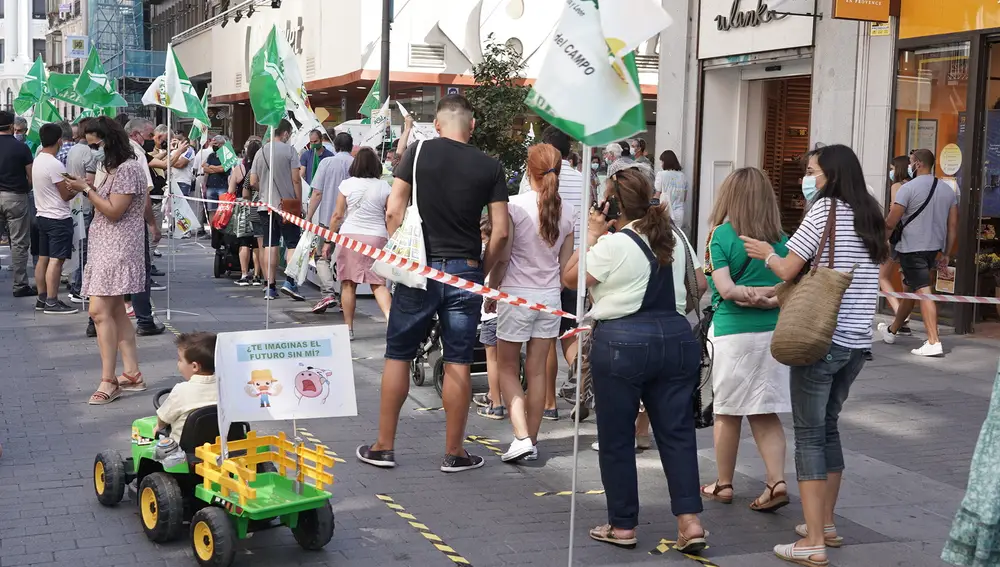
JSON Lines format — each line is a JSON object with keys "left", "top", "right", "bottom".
{"left": 503, "top": 190, "right": 574, "bottom": 291}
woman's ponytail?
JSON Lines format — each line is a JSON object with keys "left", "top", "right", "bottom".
{"left": 527, "top": 144, "right": 563, "bottom": 247}
{"left": 616, "top": 168, "right": 675, "bottom": 265}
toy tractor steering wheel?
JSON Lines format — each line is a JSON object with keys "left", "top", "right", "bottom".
{"left": 153, "top": 388, "right": 173, "bottom": 410}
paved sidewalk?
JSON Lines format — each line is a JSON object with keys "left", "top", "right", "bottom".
{"left": 0, "top": 242, "right": 987, "bottom": 567}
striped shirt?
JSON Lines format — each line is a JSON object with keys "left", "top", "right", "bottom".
{"left": 786, "top": 197, "right": 880, "bottom": 350}
{"left": 519, "top": 159, "right": 586, "bottom": 247}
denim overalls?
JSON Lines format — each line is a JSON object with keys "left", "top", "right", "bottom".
{"left": 589, "top": 229, "right": 703, "bottom": 529}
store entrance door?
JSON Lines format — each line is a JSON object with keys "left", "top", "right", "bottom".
{"left": 759, "top": 76, "right": 813, "bottom": 234}
{"left": 972, "top": 41, "right": 1000, "bottom": 327}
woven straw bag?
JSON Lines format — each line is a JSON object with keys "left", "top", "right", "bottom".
{"left": 770, "top": 199, "right": 856, "bottom": 366}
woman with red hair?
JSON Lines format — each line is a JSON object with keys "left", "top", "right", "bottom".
{"left": 486, "top": 143, "right": 575, "bottom": 462}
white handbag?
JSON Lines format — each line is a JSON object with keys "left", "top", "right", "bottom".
{"left": 373, "top": 140, "right": 428, "bottom": 290}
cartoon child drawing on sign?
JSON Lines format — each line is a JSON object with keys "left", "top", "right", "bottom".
{"left": 294, "top": 365, "right": 333, "bottom": 405}
{"left": 246, "top": 369, "right": 282, "bottom": 408}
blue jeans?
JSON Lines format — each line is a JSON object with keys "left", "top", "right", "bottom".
{"left": 590, "top": 313, "right": 702, "bottom": 527}
{"left": 789, "top": 343, "right": 866, "bottom": 481}
{"left": 205, "top": 186, "right": 226, "bottom": 217}
{"left": 177, "top": 182, "right": 192, "bottom": 197}
{"left": 130, "top": 228, "right": 154, "bottom": 327}
{"left": 71, "top": 210, "right": 94, "bottom": 294}
{"left": 385, "top": 259, "right": 484, "bottom": 365}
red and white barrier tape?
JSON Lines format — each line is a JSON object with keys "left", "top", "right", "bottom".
{"left": 880, "top": 291, "right": 1000, "bottom": 305}
{"left": 177, "top": 195, "right": 582, "bottom": 323}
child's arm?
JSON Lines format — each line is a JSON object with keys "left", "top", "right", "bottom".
{"left": 155, "top": 389, "right": 183, "bottom": 435}
{"left": 154, "top": 418, "right": 169, "bottom": 437}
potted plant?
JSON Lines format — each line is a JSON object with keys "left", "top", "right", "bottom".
{"left": 976, "top": 252, "right": 1000, "bottom": 316}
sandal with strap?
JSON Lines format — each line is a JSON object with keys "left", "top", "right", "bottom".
{"left": 750, "top": 480, "right": 790, "bottom": 512}
{"left": 89, "top": 379, "right": 122, "bottom": 405}
{"left": 675, "top": 530, "right": 709, "bottom": 554}
{"left": 774, "top": 542, "right": 828, "bottom": 567}
{"left": 794, "top": 524, "right": 843, "bottom": 548}
{"left": 700, "top": 481, "right": 734, "bottom": 504}
{"left": 589, "top": 524, "right": 637, "bottom": 549}
{"left": 117, "top": 371, "right": 146, "bottom": 392}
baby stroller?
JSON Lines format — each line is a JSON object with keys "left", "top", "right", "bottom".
{"left": 210, "top": 197, "right": 254, "bottom": 279}
{"left": 410, "top": 316, "right": 527, "bottom": 398}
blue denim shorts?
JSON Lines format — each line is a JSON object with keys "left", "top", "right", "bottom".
{"left": 385, "top": 259, "right": 484, "bottom": 365}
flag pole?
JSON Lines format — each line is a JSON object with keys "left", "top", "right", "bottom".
{"left": 567, "top": 144, "right": 593, "bottom": 567}
{"left": 166, "top": 108, "right": 173, "bottom": 321}
{"left": 265, "top": 131, "right": 275, "bottom": 330}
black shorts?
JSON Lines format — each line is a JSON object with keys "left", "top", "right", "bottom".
{"left": 898, "top": 250, "right": 939, "bottom": 291}
{"left": 560, "top": 288, "right": 579, "bottom": 334}
{"left": 36, "top": 216, "right": 74, "bottom": 260}
{"left": 260, "top": 211, "right": 301, "bottom": 248}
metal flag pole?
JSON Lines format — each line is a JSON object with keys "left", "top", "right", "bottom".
{"left": 265, "top": 131, "right": 275, "bottom": 330}
{"left": 567, "top": 144, "right": 593, "bottom": 567}
{"left": 166, "top": 108, "right": 173, "bottom": 321}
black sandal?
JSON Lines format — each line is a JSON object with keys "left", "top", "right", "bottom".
{"left": 750, "top": 480, "right": 789, "bottom": 512}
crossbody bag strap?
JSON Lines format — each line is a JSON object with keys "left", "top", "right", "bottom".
{"left": 813, "top": 198, "right": 838, "bottom": 273}
{"left": 410, "top": 139, "right": 424, "bottom": 208}
{"left": 900, "top": 178, "right": 938, "bottom": 233}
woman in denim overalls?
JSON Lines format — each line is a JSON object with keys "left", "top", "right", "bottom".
{"left": 564, "top": 167, "right": 707, "bottom": 552}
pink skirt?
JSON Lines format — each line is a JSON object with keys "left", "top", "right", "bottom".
{"left": 335, "top": 234, "right": 388, "bottom": 285}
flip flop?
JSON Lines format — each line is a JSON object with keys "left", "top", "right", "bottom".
{"left": 700, "top": 481, "right": 734, "bottom": 504}
{"left": 589, "top": 524, "right": 637, "bottom": 549}
{"left": 750, "top": 480, "right": 790, "bottom": 512}
{"left": 117, "top": 371, "right": 147, "bottom": 392}
{"left": 675, "top": 530, "right": 709, "bottom": 554}
{"left": 89, "top": 379, "right": 121, "bottom": 405}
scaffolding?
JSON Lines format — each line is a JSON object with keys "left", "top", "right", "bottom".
{"left": 90, "top": 0, "right": 164, "bottom": 117}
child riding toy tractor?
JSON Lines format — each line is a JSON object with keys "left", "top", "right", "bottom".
{"left": 93, "top": 388, "right": 336, "bottom": 567}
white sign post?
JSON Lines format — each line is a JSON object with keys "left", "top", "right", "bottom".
{"left": 215, "top": 325, "right": 357, "bottom": 458}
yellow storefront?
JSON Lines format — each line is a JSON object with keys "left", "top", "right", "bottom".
{"left": 891, "top": 1, "right": 1000, "bottom": 333}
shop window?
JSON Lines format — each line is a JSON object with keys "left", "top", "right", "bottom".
{"left": 32, "top": 0, "right": 45, "bottom": 19}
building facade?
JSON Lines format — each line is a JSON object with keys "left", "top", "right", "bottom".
{"left": 169, "top": 0, "right": 662, "bottom": 149}
{"left": 1, "top": 0, "right": 49, "bottom": 112}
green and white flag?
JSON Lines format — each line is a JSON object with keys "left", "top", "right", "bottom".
{"left": 358, "top": 98, "right": 391, "bottom": 149}
{"left": 524, "top": 0, "right": 671, "bottom": 146}
{"left": 72, "top": 108, "right": 96, "bottom": 125}
{"left": 141, "top": 44, "right": 189, "bottom": 114}
{"left": 276, "top": 31, "right": 309, "bottom": 116}
{"left": 358, "top": 77, "right": 381, "bottom": 124}
{"left": 216, "top": 141, "right": 240, "bottom": 171}
{"left": 25, "top": 100, "right": 63, "bottom": 147}
{"left": 75, "top": 49, "right": 128, "bottom": 109}
{"left": 188, "top": 89, "right": 211, "bottom": 147}
{"left": 13, "top": 57, "right": 48, "bottom": 115}
{"left": 249, "top": 26, "right": 289, "bottom": 128}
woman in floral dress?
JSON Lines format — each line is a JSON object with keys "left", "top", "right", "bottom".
{"left": 942, "top": 362, "right": 1000, "bottom": 567}
{"left": 69, "top": 117, "right": 148, "bottom": 405}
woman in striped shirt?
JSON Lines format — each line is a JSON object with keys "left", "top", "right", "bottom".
{"left": 741, "top": 144, "right": 889, "bottom": 567}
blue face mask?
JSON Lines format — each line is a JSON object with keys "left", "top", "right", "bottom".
{"left": 802, "top": 176, "right": 819, "bottom": 202}
{"left": 889, "top": 169, "right": 895, "bottom": 182}
{"left": 908, "top": 164, "right": 916, "bottom": 178}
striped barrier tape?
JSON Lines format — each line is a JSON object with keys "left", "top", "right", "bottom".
{"left": 881, "top": 290, "right": 1000, "bottom": 305}
{"left": 176, "top": 195, "right": 583, "bottom": 323}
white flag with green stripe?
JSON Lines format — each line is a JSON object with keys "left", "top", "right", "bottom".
{"left": 525, "top": 0, "right": 671, "bottom": 146}
{"left": 188, "top": 89, "right": 211, "bottom": 147}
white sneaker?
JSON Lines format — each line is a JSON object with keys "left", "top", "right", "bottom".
{"left": 501, "top": 437, "right": 534, "bottom": 462}
{"left": 878, "top": 322, "right": 896, "bottom": 344}
{"left": 523, "top": 445, "right": 538, "bottom": 461}
{"left": 591, "top": 440, "right": 638, "bottom": 452}
{"left": 911, "top": 341, "right": 943, "bottom": 357}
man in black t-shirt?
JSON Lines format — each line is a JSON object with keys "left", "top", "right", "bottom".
{"left": 0, "top": 111, "right": 37, "bottom": 297}
{"left": 357, "top": 94, "right": 510, "bottom": 474}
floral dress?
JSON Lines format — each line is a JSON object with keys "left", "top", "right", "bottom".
{"left": 81, "top": 159, "right": 148, "bottom": 297}
{"left": 942, "top": 360, "right": 1000, "bottom": 566}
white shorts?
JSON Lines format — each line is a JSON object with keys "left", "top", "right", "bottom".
{"left": 497, "top": 287, "right": 562, "bottom": 342}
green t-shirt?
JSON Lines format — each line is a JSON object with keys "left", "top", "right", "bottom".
{"left": 706, "top": 222, "right": 788, "bottom": 337}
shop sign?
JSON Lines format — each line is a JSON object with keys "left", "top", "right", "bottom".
{"left": 698, "top": 0, "right": 814, "bottom": 60}
{"left": 66, "top": 36, "right": 89, "bottom": 59}
{"left": 832, "top": 0, "right": 892, "bottom": 23}
{"left": 940, "top": 144, "right": 962, "bottom": 176}
{"left": 870, "top": 23, "right": 890, "bottom": 36}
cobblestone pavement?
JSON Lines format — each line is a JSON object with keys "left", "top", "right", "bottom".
{"left": 0, "top": 241, "right": 989, "bottom": 567}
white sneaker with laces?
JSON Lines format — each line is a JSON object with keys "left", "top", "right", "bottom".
{"left": 591, "top": 440, "right": 638, "bottom": 452}
{"left": 911, "top": 341, "right": 943, "bottom": 357}
{"left": 501, "top": 437, "right": 534, "bottom": 462}
{"left": 877, "top": 322, "right": 896, "bottom": 344}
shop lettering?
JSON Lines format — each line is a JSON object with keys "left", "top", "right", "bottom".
{"left": 285, "top": 17, "right": 304, "bottom": 55}
{"left": 244, "top": 17, "right": 304, "bottom": 82}
{"left": 714, "top": 0, "right": 788, "bottom": 32}
{"left": 552, "top": 33, "right": 597, "bottom": 76}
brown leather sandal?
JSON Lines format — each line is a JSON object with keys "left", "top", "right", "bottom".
{"left": 700, "top": 481, "right": 734, "bottom": 504}
{"left": 750, "top": 480, "right": 790, "bottom": 512}
{"left": 117, "top": 371, "right": 146, "bottom": 392}
{"left": 89, "top": 379, "right": 122, "bottom": 405}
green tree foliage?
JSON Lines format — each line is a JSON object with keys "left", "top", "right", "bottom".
{"left": 466, "top": 35, "right": 530, "bottom": 191}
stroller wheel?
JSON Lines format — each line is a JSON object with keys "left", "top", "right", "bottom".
{"left": 433, "top": 358, "right": 445, "bottom": 398}
{"left": 411, "top": 359, "right": 425, "bottom": 387}
{"left": 518, "top": 353, "right": 527, "bottom": 391}
{"left": 213, "top": 252, "right": 225, "bottom": 279}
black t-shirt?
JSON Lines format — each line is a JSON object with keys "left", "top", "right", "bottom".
{"left": 205, "top": 152, "right": 231, "bottom": 189}
{"left": 0, "top": 135, "right": 34, "bottom": 193}
{"left": 394, "top": 138, "right": 508, "bottom": 260}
